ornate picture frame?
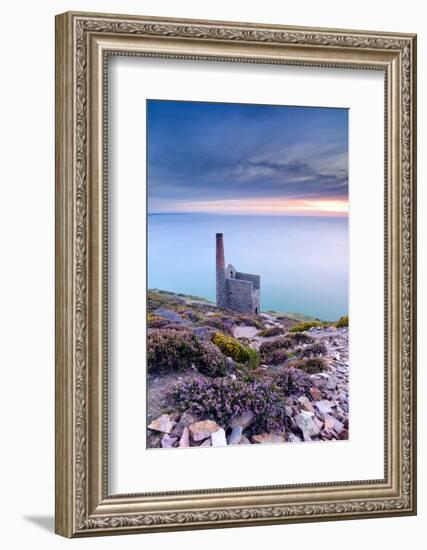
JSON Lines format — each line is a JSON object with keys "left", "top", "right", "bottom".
{"left": 55, "top": 11, "right": 417, "bottom": 537}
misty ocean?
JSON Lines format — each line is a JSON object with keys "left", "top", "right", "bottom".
{"left": 148, "top": 214, "right": 348, "bottom": 321}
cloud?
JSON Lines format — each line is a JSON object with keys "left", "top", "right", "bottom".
{"left": 147, "top": 100, "right": 348, "bottom": 212}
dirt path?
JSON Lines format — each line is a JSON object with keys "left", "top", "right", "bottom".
{"left": 147, "top": 371, "right": 200, "bottom": 422}
{"left": 233, "top": 326, "right": 260, "bottom": 339}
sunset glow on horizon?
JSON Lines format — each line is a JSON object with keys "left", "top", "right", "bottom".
{"left": 167, "top": 197, "right": 349, "bottom": 217}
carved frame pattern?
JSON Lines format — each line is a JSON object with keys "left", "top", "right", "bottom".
{"left": 55, "top": 11, "right": 416, "bottom": 537}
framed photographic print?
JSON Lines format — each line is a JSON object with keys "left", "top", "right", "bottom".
{"left": 55, "top": 11, "right": 417, "bottom": 537}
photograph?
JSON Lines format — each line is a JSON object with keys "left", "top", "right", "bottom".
{"left": 146, "top": 99, "right": 349, "bottom": 449}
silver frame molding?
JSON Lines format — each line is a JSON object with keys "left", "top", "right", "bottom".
{"left": 55, "top": 11, "right": 417, "bottom": 538}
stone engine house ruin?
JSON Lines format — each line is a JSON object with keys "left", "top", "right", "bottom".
{"left": 215, "top": 233, "right": 260, "bottom": 315}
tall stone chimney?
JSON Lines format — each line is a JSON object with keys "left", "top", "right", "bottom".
{"left": 216, "top": 233, "right": 227, "bottom": 307}
{"left": 216, "top": 233, "right": 225, "bottom": 270}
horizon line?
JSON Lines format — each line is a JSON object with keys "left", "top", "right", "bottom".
{"left": 148, "top": 211, "right": 348, "bottom": 218}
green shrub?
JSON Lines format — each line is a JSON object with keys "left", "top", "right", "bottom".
{"left": 180, "top": 310, "right": 203, "bottom": 322}
{"left": 335, "top": 315, "right": 349, "bottom": 328}
{"left": 236, "top": 316, "right": 264, "bottom": 329}
{"left": 259, "top": 333, "right": 316, "bottom": 363}
{"left": 212, "top": 332, "right": 260, "bottom": 368}
{"left": 268, "top": 348, "right": 290, "bottom": 364}
{"left": 236, "top": 336, "right": 251, "bottom": 346}
{"left": 286, "top": 357, "right": 327, "bottom": 374}
{"left": 300, "top": 341, "right": 327, "bottom": 357}
{"left": 258, "top": 326, "right": 284, "bottom": 337}
{"left": 147, "top": 314, "right": 170, "bottom": 329}
{"left": 147, "top": 328, "right": 226, "bottom": 376}
{"left": 289, "top": 332, "right": 315, "bottom": 344}
{"left": 259, "top": 336, "right": 296, "bottom": 362}
{"left": 274, "top": 366, "right": 313, "bottom": 395}
{"left": 198, "top": 317, "right": 234, "bottom": 336}
{"left": 289, "top": 320, "right": 329, "bottom": 332}
{"left": 147, "top": 291, "right": 182, "bottom": 311}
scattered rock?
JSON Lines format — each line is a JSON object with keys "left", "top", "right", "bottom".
{"left": 148, "top": 414, "right": 175, "bottom": 434}
{"left": 239, "top": 435, "right": 252, "bottom": 445}
{"left": 228, "top": 426, "right": 243, "bottom": 445}
{"left": 315, "top": 400, "right": 334, "bottom": 415}
{"left": 287, "top": 433, "right": 302, "bottom": 443}
{"left": 324, "top": 414, "right": 344, "bottom": 434}
{"left": 298, "top": 396, "right": 315, "bottom": 413}
{"left": 153, "top": 308, "right": 184, "bottom": 323}
{"left": 323, "top": 414, "right": 335, "bottom": 431}
{"left": 211, "top": 428, "right": 227, "bottom": 447}
{"left": 313, "top": 416, "right": 324, "bottom": 431}
{"left": 229, "top": 410, "right": 255, "bottom": 430}
{"left": 285, "top": 405, "right": 294, "bottom": 417}
{"left": 310, "top": 387, "right": 322, "bottom": 401}
{"left": 189, "top": 420, "right": 221, "bottom": 442}
{"left": 315, "top": 373, "right": 330, "bottom": 379}
{"left": 179, "top": 426, "right": 190, "bottom": 448}
{"left": 233, "top": 326, "right": 259, "bottom": 339}
{"left": 161, "top": 434, "right": 178, "bottom": 448}
{"left": 147, "top": 432, "right": 161, "bottom": 448}
{"left": 252, "top": 432, "right": 285, "bottom": 444}
{"left": 193, "top": 327, "right": 211, "bottom": 339}
{"left": 226, "top": 356, "right": 235, "bottom": 367}
{"left": 294, "top": 411, "right": 321, "bottom": 440}
{"left": 326, "top": 376, "right": 338, "bottom": 390}
{"left": 172, "top": 410, "right": 198, "bottom": 438}
{"left": 338, "top": 428, "right": 349, "bottom": 440}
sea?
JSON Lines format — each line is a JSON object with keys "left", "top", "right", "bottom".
{"left": 147, "top": 214, "right": 348, "bottom": 321}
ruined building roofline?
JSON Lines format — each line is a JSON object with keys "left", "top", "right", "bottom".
{"left": 234, "top": 271, "right": 260, "bottom": 290}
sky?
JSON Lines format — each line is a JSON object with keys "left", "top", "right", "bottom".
{"left": 147, "top": 99, "right": 348, "bottom": 217}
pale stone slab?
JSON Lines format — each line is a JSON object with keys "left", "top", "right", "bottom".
{"left": 211, "top": 428, "right": 227, "bottom": 447}
{"left": 148, "top": 414, "right": 175, "bottom": 434}
{"left": 189, "top": 420, "right": 220, "bottom": 442}
{"left": 252, "top": 433, "right": 285, "bottom": 444}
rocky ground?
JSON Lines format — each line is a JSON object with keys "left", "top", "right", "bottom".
{"left": 146, "top": 290, "right": 349, "bottom": 449}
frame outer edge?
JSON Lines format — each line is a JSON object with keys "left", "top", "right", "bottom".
{"left": 409, "top": 34, "right": 417, "bottom": 515}
{"left": 54, "top": 10, "right": 417, "bottom": 537}
{"left": 55, "top": 12, "right": 76, "bottom": 538}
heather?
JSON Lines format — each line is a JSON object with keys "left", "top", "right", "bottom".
{"left": 258, "top": 326, "right": 284, "bottom": 337}
{"left": 170, "top": 366, "right": 314, "bottom": 433}
{"left": 300, "top": 341, "right": 327, "bottom": 357}
{"left": 286, "top": 357, "right": 328, "bottom": 374}
{"left": 171, "top": 376, "right": 287, "bottom": 433}
{"left": 147, "top": 328, "right": 226, "bottom": 377}
{"left": 146, "top": 290, "right": 349, "bottom": 448}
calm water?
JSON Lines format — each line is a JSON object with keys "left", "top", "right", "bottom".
{"left": 148, "top": 214, "right": 348, "bottom": 321}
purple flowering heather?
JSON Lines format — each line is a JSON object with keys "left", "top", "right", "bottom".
{"left": 147, "top": 328, "right": 227, "bottom": 376}
{"left": 170, "top": 367, "right": 312, "bottom": 433}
